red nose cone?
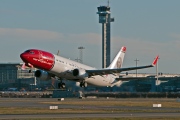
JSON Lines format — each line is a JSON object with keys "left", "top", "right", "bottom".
{"left": 20, "top": 49, "right": 55, "bottom": 71}
{"left": 20, "top": 53, "right": 27, "bottom": 62}
{"left": 20, "top": 53, "right": 23, "bottom": 58}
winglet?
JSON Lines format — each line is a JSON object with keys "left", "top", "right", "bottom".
{"left": 152, "top": 55, "right": 159, "bottom": 66}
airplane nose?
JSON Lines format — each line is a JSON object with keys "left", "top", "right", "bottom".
{"left": 20, "top": 53, "right": 24, "bottom": 59}
{"left": 20, "top": 53, "right": 28, "bottom": 61}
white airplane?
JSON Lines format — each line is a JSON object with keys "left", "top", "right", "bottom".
{"left": 20, "top": 46, "right": 159, "bottom": 88}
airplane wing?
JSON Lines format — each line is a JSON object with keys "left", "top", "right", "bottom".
{"left": 115, "top": 77, "right": 148, "bottom": 81}
{"left": 86, "top": 56, "right": 159, "bottom": 77}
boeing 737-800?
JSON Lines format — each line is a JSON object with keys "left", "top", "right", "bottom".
{"left": 20, "top": 46, "right": 159, "bottom": 88}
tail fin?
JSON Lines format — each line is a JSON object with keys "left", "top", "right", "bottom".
{"left": 108, "top": 46, "right": 126, "bottom": 69}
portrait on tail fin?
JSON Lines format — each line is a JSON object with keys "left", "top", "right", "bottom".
{"left": 116, "top": 57, "right": 122, "bottom": 68}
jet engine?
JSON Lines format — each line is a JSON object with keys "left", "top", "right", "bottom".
{"left": 34, "top": 70, "right": 51, "bottom": 80}
{"left": 72, "top": 69, "right": 88, "bottom": 78}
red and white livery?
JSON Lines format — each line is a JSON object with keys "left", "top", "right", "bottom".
{"left": 20, "top": 46, "right": 159, "bottom": 88}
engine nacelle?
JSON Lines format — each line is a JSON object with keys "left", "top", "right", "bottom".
{"left": 73, "top": 69, "right": 88, "bottom": 78}
{"left": 34, "top": 70, "right": 51, "bottom": 80}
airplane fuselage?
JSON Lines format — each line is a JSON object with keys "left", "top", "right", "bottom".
{"left": 20, "top": 47, "right": 157, "bottom": 88}
{"left": 20, "top": 49, "right": 117, "bottom": 87}
{"left": 51, "top": 54, "right": 116, "bottom": 86}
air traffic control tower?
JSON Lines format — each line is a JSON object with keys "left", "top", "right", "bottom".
{"left": 97, "top": 4, "right": 114, "bottom": 68}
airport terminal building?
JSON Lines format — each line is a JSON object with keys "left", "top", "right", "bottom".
{"left": 0, "top": 63, "right": 37, "bottom": 91}
{"left": 0, "top": 63, "right": 180, "bottom": 92}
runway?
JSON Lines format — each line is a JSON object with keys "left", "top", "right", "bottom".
{"left": 0, "top": 98, "right": 180, "bottom": 119}
{"left": 1, "top": 113, "right": 180, "bottom": 119}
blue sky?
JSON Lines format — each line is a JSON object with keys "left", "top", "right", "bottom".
{"left": 0, "top": 0, "right": 180, "bottom": 74}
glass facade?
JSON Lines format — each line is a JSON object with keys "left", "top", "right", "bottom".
{"left": 0, "top": 63, "right": 34, "bottom": 84}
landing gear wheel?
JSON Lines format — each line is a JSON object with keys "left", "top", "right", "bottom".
{"left": 80, "top": 82, "right": 83, "bottom": 87}
{"left": 28, "top": 70, "right": 32, "bottom": 73}
{"left": 58, "top": 82, "right": 66, "bottom": 89}
{"left": 80, "top": 81, "right": 87, "bottom": 87}
{"left": 61, "top": 83, "right": 65, "bottom": 88}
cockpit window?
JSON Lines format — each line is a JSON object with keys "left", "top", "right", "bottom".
{"left": 24, "top": 50, "right": 30, "bottom": 53}
{"left": 29, "top": 51, "right": 34, "bottom": 54}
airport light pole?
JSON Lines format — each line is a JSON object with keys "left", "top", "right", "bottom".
{"left": 78, "top": 46, "right": 85, "bottom": 63}
{"left": 134, "top": 58, "right": 139, "bottom": 77}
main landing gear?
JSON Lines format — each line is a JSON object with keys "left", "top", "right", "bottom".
{"left": 80, "top": 81, "right": 87, "bottom": 87}
{"left": 58, "top": 81, "right": 66, "bottom": 89}
{"left": 51, "top": 77, "right": 66, "bottom": 89}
